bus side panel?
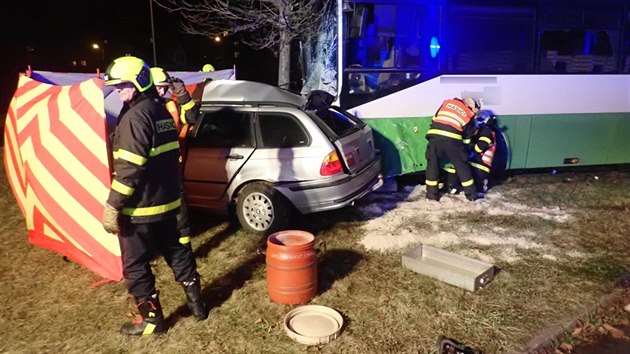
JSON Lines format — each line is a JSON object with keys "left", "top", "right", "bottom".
{"left": 525, "top": 113, "right": 622, "bottom": 168}
{"left": 496, "top": 114, "right": 532, "bottom": 170}
{"left": 364, "top": 117, "right": 432, "bottom": 177}
{"left": 607, "top": 113, "right": 630, "bottom": 164}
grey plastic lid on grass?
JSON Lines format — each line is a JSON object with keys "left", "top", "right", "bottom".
{"left": 283, "top": 305, "right": 344, "bottom": 345}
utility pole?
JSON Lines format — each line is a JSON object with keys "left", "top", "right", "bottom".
{"left": 149, "top": 0, "right": 157, "bottom": 65}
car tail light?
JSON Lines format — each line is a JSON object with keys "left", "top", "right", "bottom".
{"left": 320, "top": 151, "right": 343, "bottom": 176}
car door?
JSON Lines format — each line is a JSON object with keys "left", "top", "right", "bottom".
{"left": 183, "top": 108, "right": 256, "bottom": 210}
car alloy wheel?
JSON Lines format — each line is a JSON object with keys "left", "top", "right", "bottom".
{"left": 237, "top": 182, "right": 288, "bottom": 234}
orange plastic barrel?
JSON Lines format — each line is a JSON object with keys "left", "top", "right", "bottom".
{"left": 266, "top": 230, "right": 318, "bottom": 304}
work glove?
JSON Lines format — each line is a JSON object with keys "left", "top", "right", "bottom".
{"left": 170, "top": 77, "right": 188, "bottom": 98}
{"left": 102, "top": 203, "right": 120, "bottom": 234}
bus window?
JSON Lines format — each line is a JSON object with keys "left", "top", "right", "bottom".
{"left": 539, "top": 30, "right": 617, "bottom": 73}
{"left": 538, "top": 4, "right": 621, "bottom": 74}
{"left": 343, "top": 1, "right": 439, "bottom": 107}
{"left": 445, "top": 5, "right": 536, "bottom": 74}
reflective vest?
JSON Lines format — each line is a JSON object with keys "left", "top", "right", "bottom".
{"left": 426, "top": 98, "right": 476, "bottom": 140}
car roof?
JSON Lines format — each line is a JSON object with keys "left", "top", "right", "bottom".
{"left": 201, "top": 80, "right": 307, "bottom": 108}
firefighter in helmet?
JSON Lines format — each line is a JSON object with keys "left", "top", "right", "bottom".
{"left": 424, "top": 97, "right": 481, "bottom": 201}
{"left": 149, "top": 67, "right": 198, "bottom": 130}
{"left": 201, "top": 63, "right": 215, "bottom": 72}
{"left": 468, "top": 111, "right": 497, "bottom": 194}
{"left": 102, "top": 56, "right": 207, "bottom": 336}
{"left": 440, "top": 110, "right": 497, "bottom": 196}
{"left": 150, "top": 67, "right": 197, "bottom": 260}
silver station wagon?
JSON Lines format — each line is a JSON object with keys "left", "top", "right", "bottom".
{"left": 181, "top": 80, "right": 382, "bottom": 234}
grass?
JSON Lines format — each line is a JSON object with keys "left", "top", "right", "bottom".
{"left": 1, "top": 152, "right": 629, "bottom": 353}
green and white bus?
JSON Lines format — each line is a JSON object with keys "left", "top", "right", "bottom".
{"left": 335, "top": 0, "right": 630, "bottom": 177}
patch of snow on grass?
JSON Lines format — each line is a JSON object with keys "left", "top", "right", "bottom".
{"left": 357, "top": 185, "right": 574, "bottom": 264}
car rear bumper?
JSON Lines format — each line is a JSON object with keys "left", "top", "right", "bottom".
{"left": 274, "top": 158, "right": 383, "bottom": 214}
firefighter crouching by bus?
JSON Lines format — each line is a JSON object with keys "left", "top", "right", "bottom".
{"left": 425, "top": 97, "right": 481, "bottom": 201}
{"left": 441, "top": 111, "right": 496, "bottom": 196}
{"left": 102, "top": 56, "right": 207, "bottom": 336}
{"left": 468, "top": 111, "right": 497, "bottom": 194}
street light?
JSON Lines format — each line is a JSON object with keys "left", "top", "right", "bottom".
{"left": 149, "top": 0, "right": 157, "bottom": 65}
{"left": 91, "top": 43, "right": 104, "bottom": 60}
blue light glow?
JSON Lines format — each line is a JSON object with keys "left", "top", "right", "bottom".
{"left": 430, "top": 37, "right": 440, "bottom": 58}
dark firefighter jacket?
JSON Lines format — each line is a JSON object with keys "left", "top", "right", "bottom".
{"left": 107, "top": 90, "right": 182, "bottom": 224}
{"left": 469, "top": 125, "right": 496, "bottom": 173}
{"left": 166, "top": 85, "right": 198, "bottom": 131}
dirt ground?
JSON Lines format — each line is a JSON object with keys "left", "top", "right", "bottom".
{"left": 568, "top": 286, "right": 630, "bottom": 354}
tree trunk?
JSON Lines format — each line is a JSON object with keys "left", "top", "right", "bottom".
{"left": 300, "top": 12, "right": 338, "bottom": 96}
{"left": 277, "top": 30, "right": 291, "bottom": 89}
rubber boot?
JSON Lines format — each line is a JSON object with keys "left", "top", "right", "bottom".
{"left": 120, "top": 292, "right": 167, "bottom": 335}
{"left": 182, "top": 277, "right": 207, "bottom": 321}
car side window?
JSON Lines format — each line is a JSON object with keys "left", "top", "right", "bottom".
{"left": 191, "top": 109, "right": 253, "bottom": 148}
{"left": 258, "top": 113, "right": 309, "bottom": 148}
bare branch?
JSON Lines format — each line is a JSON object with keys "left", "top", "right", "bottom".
{"left": 154, "top": 0, "right": 332, "bottom": 49}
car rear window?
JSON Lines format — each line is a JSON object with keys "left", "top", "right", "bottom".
{"left": 310, "top": 107, "right": 364, "bottom": 137}
{"left": 258, "top": 113, "right": 310, "bottom": 148}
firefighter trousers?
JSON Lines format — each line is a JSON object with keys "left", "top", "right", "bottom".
{"left": 425, "top": 136, "right": 477, "bottom": 197}
{"left": 119, "top": 217, "right": 199, "bottom": 300}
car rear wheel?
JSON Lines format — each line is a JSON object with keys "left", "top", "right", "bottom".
{"left": 237, "top": 182, "right": 289, "bottom": 235}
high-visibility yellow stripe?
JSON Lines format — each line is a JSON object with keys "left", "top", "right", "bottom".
{"left": 426, "top": 129, "right": 462, "bottom": 140}
{"left": 149, "top": 141, "right": 180, "bottom": 157}
{"left": 114, "top": 149, "right": 147, "bottom": 166}
{"left": 425, "top": 179, "right": 438, "bottom": 186}
{"left": 433, "top": 115, "right": 463, "bottom": 128}
{"left": 479, "top": 136, "right": 493, "bottom": 145}
{"left": 143, "top": 323, "right": 156, "bottom": 335}
{"left": 179, "top": 236, "right": 190, "bottom": 244}
{"left": 462, "top": 138, "right": 471, "bottom": 144}
{"left": 442, "top": 167, "right": 456, "bottom": 174}
{"left": 438, "top": 111, "right": 466, "bottom": 125}
{"left": 461, "top": 179, "right": 475, "bottom": 187}
{"left": 471, "top": 162, "right": 491, "bottom": 173}
{"left": 111, "top": 180, "right": 134, "bottom": 196}
{"left": 122, "top": 198, "right": 181, "bottom": 217}
{"left": 179, "top": 101, "right": 196, "bottom": 124}
{"left": 475, "top": 145, "right": 483, "bottom": 153}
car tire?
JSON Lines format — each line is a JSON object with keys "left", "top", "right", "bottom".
{"left": 237, "top": 182, "right": 289, "bottom": 235}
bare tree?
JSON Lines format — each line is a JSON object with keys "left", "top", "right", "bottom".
{"left": 299, "top": 7, "right": 337, "bottom": 96}
{"left": 155, "top": 0, "right": 333, "bottom": 90}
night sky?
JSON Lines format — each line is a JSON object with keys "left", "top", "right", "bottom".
{"left": 1, "top": 0, "right": 277, "bottom": 116}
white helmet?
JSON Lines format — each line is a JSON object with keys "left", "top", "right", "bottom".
{"left": 462, "top": 97, "right": 481, "bottom": 112}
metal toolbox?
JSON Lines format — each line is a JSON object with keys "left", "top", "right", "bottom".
{"left": 402, "top": 244, "right": 496, "bottom": 292}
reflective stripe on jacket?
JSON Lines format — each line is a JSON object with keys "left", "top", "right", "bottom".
{"left": 431, "top": 99, "right": 475, "bottom": 132}
{"left": 473, "top": 126, "right": 496, "bottom": 167}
